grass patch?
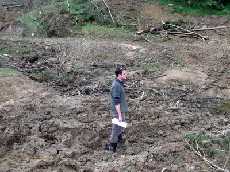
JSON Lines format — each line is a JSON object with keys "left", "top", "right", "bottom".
{"left": 171, "top": 56, "right": 186, "bottom": 68}
{"left": 0, "top": 46, "right": 31, "bottom": 56}
{"left": 28, "top": 68, "right": 59, "bottom": 82}
{"left": 80, "top": 24, "right": 134, "bottom": 39}
{"left": 143, "top": 63, "right": 161, "bottom": 74}
{"left": 215, "top": 100, "right": 230, "bottom": 113}
{"left": 184, "top": 132, "right": 230, "bottom": 159}
{"left": 95, "top": 54, "right": 110, "bottom": 59}
{"left": 145, "top": 0, "right": 230, "bottom": 16}
{"left": 0, "top": 68, "right": 19, "bottom": 77}
{"left": 18, "top": 10, "right": 43, "bottom": 36}
{"left": 0, "top": 41, "right": 32, "bottom": 56}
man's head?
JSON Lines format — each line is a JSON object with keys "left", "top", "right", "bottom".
{"left": 115, "top": 65, "right": 127, "bottom": 81}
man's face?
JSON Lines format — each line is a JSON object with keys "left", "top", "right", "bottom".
{"left": 120, "top": 70, "right": 127, "bottom": 81}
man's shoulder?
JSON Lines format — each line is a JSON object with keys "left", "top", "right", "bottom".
{"left": 112, "top": 79, "right": 119, "bottom": 85}
{"left": 112, "top": 79, "right": 121, "bottom": 88}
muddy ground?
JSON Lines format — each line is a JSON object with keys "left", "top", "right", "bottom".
{"left": 0, "top": 1, "right": 230, "bottom": 172}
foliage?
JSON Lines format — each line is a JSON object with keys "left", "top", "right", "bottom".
{"left": 65, "top": 0, "right": 94, "bottom": 22}
{"left": 63, "top": 0, "right": 113, "bottom": 24}
{"left": 18, "top": 0, "right": 132, "bottom": 38}
{"left": 173, "top": 0, "right": 225, "bottom": 9}
{"left": 0, "top": 68, "right": 19, "bottom": 77}
{"left": 143, "top": 63, "right": 161, "bottom": 74}
{"left": 29, "top": 70, "right": 56, "bottom": 82}
{"left": 80, "top": 23, "right": 133, "bottom": 39}
{"left": 0, "top": 44, "right": 31, "bottom": 56}
{"left": 172, "top": 56, "right": 186, "bottom": 68}
{"left": 184, "top": 132, "right": 230, "bottom": 158}
{"left": 18, "top": 10, "right": 44, "bottom": 36}
{"left": 146, "top": 0, "right": 230, "bottom": 15}
{"left": 215, "top": 100, "right": 230, "bottom": 113}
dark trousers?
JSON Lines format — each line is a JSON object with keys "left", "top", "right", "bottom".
{"left": 110, "top": 113, "right": 125, "bottom": 143}
{"left": 110, "top": 124, "right": 123, "bottom": 143}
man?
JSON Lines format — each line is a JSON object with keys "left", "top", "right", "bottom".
{"left": 105, "top": 65, "right": 128, "bottom": 153}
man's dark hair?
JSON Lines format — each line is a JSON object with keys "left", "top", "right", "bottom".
{"left": 115, "top": 65, "right": 126, "bottom": 77}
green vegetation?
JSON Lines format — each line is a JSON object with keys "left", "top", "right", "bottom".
{"left": 18, "top": 0, "right": 133, "bottom": 38}
{"left": 65, "top": 0, "right": 111, "bottom": 24}
{"left": 173, "top": 56, "right": 186, "bottom": 68}
{"left": 0, "top": 46, "right": 31, "bottom": 56}
{"left": 184, "top": 132, "right": 230, "bottom": 158}
{"left": 215, "top": 100, "right": 230, "bottom": 113}
{"left": 18, "top": 11, "right": 42, "bottom": 36}
{"left": 143, "top": 63, "right": 161, "bottom": 73}
{"left": 81, "top": 24, "right": 133, "bottom": 39}
{"left": 29, "top": 70, "right": 56, "bottom": 82}
{"left": 18, "top": 2, "right": 63, "bottom": 37}
{"left": 0, "top": 68, "right": 19, "bottom": 77}
{"left": 18, "top": 0, "right": 230, "bottom": 38}
{"left": 146, "top": 0, "right": 230, "bottom": 15}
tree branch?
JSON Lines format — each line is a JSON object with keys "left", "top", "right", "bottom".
{"left": 102, "top": 0, "right": 115, "bottom": 24}
{"left": 162, "top": 20, "right": 208, "bottom": 40}
{"left": 192, "top": 25, "right": 230, "bottom": 31}
{"left": 185, "top": 139, "right": 229, "bottom": 172}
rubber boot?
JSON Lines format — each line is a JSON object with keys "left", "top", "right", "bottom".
{"left": 118, "top": 134, "right": 123, "bottom": 144}
{"left": 104, "top": 142, "right": 117, "bottom": 153}
{"left": 111, "top": 143, "right": 117, "bottom": 153}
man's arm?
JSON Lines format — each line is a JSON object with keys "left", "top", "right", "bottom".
{"left": 112, "top": 83, "right": 122, "bottom": 121}
{"left": 115, "top": 104, "right": 122, "bottom": 121}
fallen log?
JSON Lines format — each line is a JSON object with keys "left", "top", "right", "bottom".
{"left": 192, "top": 25, "right": 230, "bottom": 31}
{"left": 136, "top": 24, "right": 163, "bottom": 35}
{"left": 2, "top": 4, "right": 24, "bottom": 8}
{"left": 167, "top": 32, "right": 206, "bottom": 39}
{"left": 0, "top": 23, "right": 10, "bottom": 32}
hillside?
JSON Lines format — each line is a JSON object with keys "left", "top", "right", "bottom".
{"left": 0, "top": 1, "right": 230, "bottom": 171}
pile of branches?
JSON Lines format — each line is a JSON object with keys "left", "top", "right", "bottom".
{"left": 66, "top": 0, "right": 116, "bottom": 25}
{"left": 137, "top": 20, "right": 230, "bottom": 40}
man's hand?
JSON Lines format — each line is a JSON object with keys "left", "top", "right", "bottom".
{"left": 115, "top": 104, "right": 122, "bottom": 122}
{"left": 118, "top": 114, "right": 122, "bottom": 122}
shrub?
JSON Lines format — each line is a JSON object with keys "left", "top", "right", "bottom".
{"left": 174, "top": 0, "right": 225, "bottom": 9}
{"left": 146, "top": 0, "right": 230, "bottom": 15}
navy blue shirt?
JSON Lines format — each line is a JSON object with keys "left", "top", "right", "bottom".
{"left": 111, "top": 79, "right": 128, "bottom": 114}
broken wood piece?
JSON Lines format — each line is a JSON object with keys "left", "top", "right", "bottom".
{"left": 192, "top": 25, "right": 230, "bottom": 31}
{"left": 185, "top": 139, "right": 229, "bottom": 172}
{"left": 168, "top": 32, "right": 203, "bottom": 38}
{"left": 136, "top": 24, "right": 163, "bottom": 34}
{"left": 135, "top": 22, "right": 228, "bottom": 40}
{"left": 102, "top": 0, "right": 115, "bottom": 24}
{"left": 167, "top": 31, "right": 194, "bottom": 35}
{"left": 136, "top": 29, "right": 149, "bottom": 35}
{"left": 162, "top": 21, "right": 208, "bottom": 40}
{"left": 2, "top": 3, "right": 23, "bottom": 8}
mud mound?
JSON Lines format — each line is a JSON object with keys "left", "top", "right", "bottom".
{"left": 157, "top": 68, "right": 208, "bottom": 86}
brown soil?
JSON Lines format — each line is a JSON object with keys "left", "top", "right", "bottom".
{"left": 0, "top": 1, "right": 230, "bottom": 172}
